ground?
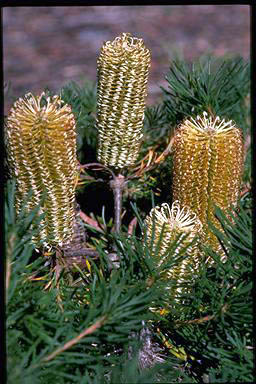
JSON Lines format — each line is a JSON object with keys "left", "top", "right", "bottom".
{"left": 3, "top": 5, "right": 250, "bottom": 113}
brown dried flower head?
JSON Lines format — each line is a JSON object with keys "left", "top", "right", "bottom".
{"left": 172, "top": 111, "right": 244, "bottom": 258}
{"left": 96, "top": 32, "right": 151, "bottom": 169}
{"left": 6, "top": 92, "right": 78, "bottom": 249}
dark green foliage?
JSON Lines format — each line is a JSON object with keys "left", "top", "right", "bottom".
{"left": 162, "top": 56, "right": 250, "bottom": 134}
{"left": 167, "top": 206, "right": 253, "bottom": 383}
{"left": 143, "top": 103, "right": 170, "bottom": 147}
{"left": 59, "top": 80, "right": 97, "bottom": 163}
{"left": 6, "top": 181, "right": 194, "bottom": 383}
{"left": 6, "top": 183, "right": 253, "bottom": 383}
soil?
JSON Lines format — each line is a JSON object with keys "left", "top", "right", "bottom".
{"left": 3, "top": 5, "right": 250, "bottom": 113}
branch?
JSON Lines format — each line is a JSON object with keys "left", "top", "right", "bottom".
{"left": 244, "top": 133, "right": 251, "bottom": 163}
{"left": 42, "top": 316, "right": 107, "bottom": 362}
{"left": 78, "top": 162, "right": 115, "bottom": 179}
{"left": 5, "top": 258, "right": 11, "bottom": 295}
{"left": 128, "top": 217, "right": 137, "bottom": 235}
{"left": 109, "top": 174, "right": 126, "bottom": 234}
{"left": 175, "top": 314, "right": 215, "bottom": 328}
{"left": 62, "top": 250, "right": 118, "bottom": 270}
{"left": 6, "top": 233, "right": 15, "bottom": 301}
{"left": 127, "top": 141, "right": 173, "bottom": 181}
{"left": 240, "top": 185, "right": 251, "bottom": 198}
{"left": 174, "top": 304, "right": 229, "bottom": 328}
{"left": 79, "top": 210, "right": 103, "bottom": 232}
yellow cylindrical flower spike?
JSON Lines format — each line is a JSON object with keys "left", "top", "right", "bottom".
{"left": 6, "top": 92, "right": 78, "bottom": 249}
{"left": 96, "top": 32, "right": 151, "bottom": 169}
{"left": 172, "top": 112, "right": 244, "bottom": 257}
{"left": 145, "top": 201, "right": 202, "bottom": 299}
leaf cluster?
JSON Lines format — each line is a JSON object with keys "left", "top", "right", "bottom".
{"left": 59, "top": 80, "right": 98, "bottom": 163}
{"left": 156, "top": 204, "right": 253, "bottom": 382}
{"left": 6, "top": 179, "right": 253, "bottom": 383}
{"left": 6, "top": 181, "right": 195, "bottom": 383}
{"left": 162, "top": 56, "right": 250, "bottom": 134}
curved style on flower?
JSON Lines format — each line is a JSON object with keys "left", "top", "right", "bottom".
{"left": 145, "top": 201, "right": 202, "bottom": 298}
{"left": 96, "top": 32, "right": 151, "bottom": 169}
{"left": 6, "top": 92, "right": 78, "bottom": 249}
{"left": 172, "top": 112, "right": 244, "bottom": 258}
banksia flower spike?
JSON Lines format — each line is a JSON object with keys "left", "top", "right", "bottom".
{"left": 96, "top": 32, "right": 151, "bottom": 169}
{"left": 172, "top": 112, "right": 244, "bottom": 257}
{"left": 5, "top": 92, "right": 78, "bottom": 249}
{"left": 145, "top": 201, "right": 202, "bottom": 298}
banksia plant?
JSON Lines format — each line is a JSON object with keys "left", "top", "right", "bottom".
{"left": 96, "top": 32, "right": 151, "bottom": 169}
{"left": 172, "top": 112, "right": 244, "bottom": 258}
{"left": 144, "top": 201, "right": 203, "bottom": 299}
{"left": 5, "top": 92, "right": 78, "bottom": 249}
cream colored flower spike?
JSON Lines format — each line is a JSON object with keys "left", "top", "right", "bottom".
{"left": 6, "top": 92, "right": 78, "bottom": 249}
{"left": 172, "top": 112, "right": 244, "bottom": 258}
{"left": 96, "top": 33, "right": 151, "bottom": 169}
{"left": 145, "top": 201, "right": 203, "bottom": 300}
{"left": 145, "top": 201, "right": 202, "bottom": 261}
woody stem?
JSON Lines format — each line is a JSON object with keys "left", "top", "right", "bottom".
{"left": 110, "top": 174, "right": 126, "bottom": 234}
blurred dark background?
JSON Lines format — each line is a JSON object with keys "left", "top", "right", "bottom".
{"left": 3, "top": 5, "right": 250, "bottom": 114}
